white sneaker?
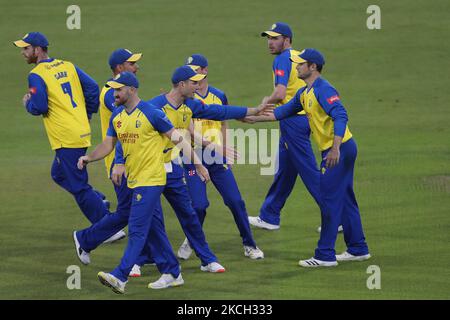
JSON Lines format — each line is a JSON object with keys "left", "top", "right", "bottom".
{"left": 129, "top": 264, "right": 141, "bottom": 277}
{"left": 97, "top": 271, "right": 127, "bottom": 294}
{"left": 200, "top": 262, "right": 226, "bottom": 273}
{"left": 317, "top": 225, "right": 344, "bottom": 233}
{"left": 103, "top": 230, "right": 126, "bottom": 244}
{"left": 148, "top": 273, "right": 184, "bottom": 289}
{"left": 244, "top": 246, "right": 264, "bottom": 259}
{"left": 73, "top": 231, "right": 90, "bottom": 265}
{"left": 336, "top": 251, "right": 371, "bottom": 262}
{"left": 299, "top": 257, "right": 338, "bottom": 268}
{"left": 177, "top": 238, "right": 193, "bottom": 260}
{"left": 248, "top": 216, "right": 280, "bottom": 230}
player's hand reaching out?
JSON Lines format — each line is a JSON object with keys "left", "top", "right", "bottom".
{"left": 253, "top": 102, "right": 275, "bottom": 117}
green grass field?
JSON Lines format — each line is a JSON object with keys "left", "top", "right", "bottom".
{"left": 0, "top": 0, "right": 449, "bottom": 300}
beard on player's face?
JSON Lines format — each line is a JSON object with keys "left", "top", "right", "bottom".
{"left": 22, "top": 47, "right": 38, "bottom": 64}
{"left": 114, "top": 87, "right": 130, "bottom": 105}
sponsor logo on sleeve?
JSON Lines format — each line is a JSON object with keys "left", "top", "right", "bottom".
{"left": 326, "top": 95, "right": 340, "bottom": 104}
{"left": 274, "top": 69, "right": 285, "bottom": 77}
{"left": 29, "top": 87, "right": 37, "bottom": 95}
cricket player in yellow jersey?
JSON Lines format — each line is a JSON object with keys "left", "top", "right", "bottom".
{"left": 178, "top": 54, "right": 264, "bottom": 260}
{"left": 249, "top": 23, "right": 323, "bottom": 232}
{"left": 74, "top": 49, "right": 143, "bottom": 251}
{"left": 251, "top": 49, "right": 370, "bottom": 267}
{"left": 14, "top": 32, "right": 109, "bottom": 224}
{"left": 74, "top": 49, "right": 142, "bottom": 250}
{"left": 77, "top": 72, "right": 199, "bottom": 292}
{"left": 116, "top": 65, "right": 272, "bottom": 269}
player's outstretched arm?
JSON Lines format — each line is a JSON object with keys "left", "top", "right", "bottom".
{"left": 77, "top": 136, "right": 117, "bottom": 170}
{"left": 245, "top": 103, "right": 276, "bottom": 117}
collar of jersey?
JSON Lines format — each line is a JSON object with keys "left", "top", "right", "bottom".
{"left": 306, "top": 77, "right": 322, "bottom": 94}
{"left": 37, "top": 58, "right": 55, "bottom": 64}
{"left": 124, "top": 101, "right": 141, "bottom": 115}
{"left": 195, "top": 86, "right": 210, "bottom": 100}
{"left": 164, "top": 95, "right": 183, "bottom": 110}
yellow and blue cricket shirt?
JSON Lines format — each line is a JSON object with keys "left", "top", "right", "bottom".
{"left": 107, "top": 101, "right": 173, "bottom": 188}
{"left": 274, "top": 77, "right": 352, "bottom": 151}
{"left": 192, "top": 86, "right": 228, "bottom": 146}
{"left": 273, "top": 48, "right": 306, "bottom": 108}
{"left": 25, "top": 58, "right": 99, "bottom": 150}
{"left": 146, "top": 94, "right": 247, "bottom": 163}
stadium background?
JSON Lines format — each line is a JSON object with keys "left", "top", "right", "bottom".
{"left": 0, "top": 0, "right": 449, "bottom": 299}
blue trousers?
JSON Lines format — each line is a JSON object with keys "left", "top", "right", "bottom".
{"left": 110, "top": 186, "right": 179, "bottom": 282}
{"left": 184, "top": 160, "right": 257, "bottom": 248}
{"left": 161, "top": 163, "right": 218, "bottom": 265}
{"left": 76, "top": 166, "right": 132, "bottom": 252}
{"left": 260, "top": 115, "right": 321, "bottom": 225}
{"left": 51, "top": 148, "right": 109, "bottom": 223}
{"left": 314, "top": 138, "right": 369, "bottom": 261}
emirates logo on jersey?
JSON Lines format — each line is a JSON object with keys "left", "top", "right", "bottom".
{"left": 117, "top": 121, "right": 122, "bottom": 128}
{"left": 275, "top": 69, "right": 285, "bottom": 77}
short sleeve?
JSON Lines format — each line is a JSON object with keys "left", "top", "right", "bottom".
{"left": 273, "top": 54, "right": 291, "bottom": 87}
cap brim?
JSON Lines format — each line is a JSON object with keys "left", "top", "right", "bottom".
{"left": 126, "top": 53, "right": 142, "bottom": 62}
{"left": 189, "top": 73, "right": 206, "bottom": 81}
{"left": 13, "top": 40, "right": 31, "bottom": 47}
{"left": 106, "top": 81, "right": 125, "bottom": 89}
{"left": 187, "top": 64, "right": 201, "bottom": 71}
{"left": 290, "top": 55, "right": 307, "bottom": 64}
{"left": 261, "top": 31, "right": 282, "bottom": 37}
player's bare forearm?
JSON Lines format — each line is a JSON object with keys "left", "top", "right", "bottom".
{"left": 77, "top": 136, "right": 116, "bottom": 170}
{"left": 245, "top": 103, "right": 275, "bottom": 116}
{"left": 244, "top": 114, "right": 276, "bottom": 123}
{"left": 332, "top": 136, "right": 343, "bottom": 150}
{"left": 264, "top": 85, "right": 286, "bottom": 105}
{"left": 87, "top": 137, "right": 117, "bottom": 162}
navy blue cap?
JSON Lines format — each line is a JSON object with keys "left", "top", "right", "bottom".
{"left": 106, "top": 71, "right": 139, "bottom": 89}
{"left": 290, "top": 48, "right": 325, "bottom": 66}
{"left": 171, "top": 65, "right": 206, "bottom": 84}
{"left": 13, "top": 32, "right": 49, "bottom": 48}
{"left": 261, "top": 22, "right": 292, "bottom": 38}
{"left": 108, "top": 48, "right": 142, "bottom": 69}
{"left": 185, "top": 54, "right": 208, "bottom": 69}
